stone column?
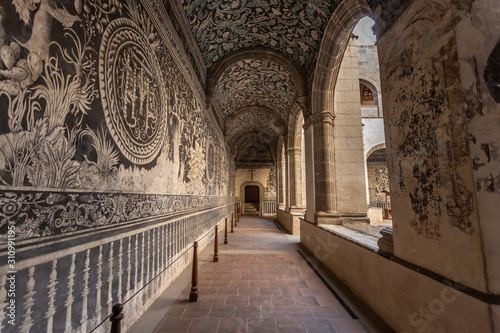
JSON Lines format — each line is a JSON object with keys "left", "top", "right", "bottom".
{"left": 287, "top": 147, "right": 305, "bottom": 213}
{"left": 312, "top": 111, "right": 339, "bottom": 224}
{"left": 304, "top": 118, "right": 316, "bottom": 223}
{"left": 277, "top": 159, "right": 286, "bottom": 209}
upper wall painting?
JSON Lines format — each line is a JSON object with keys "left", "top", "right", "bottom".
{"left": 0, "top": 0, "right": 232, "bottom": 196}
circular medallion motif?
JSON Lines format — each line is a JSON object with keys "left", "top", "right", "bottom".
{"left": 206, "top": 141, "right": 215, "bottom": 180}
{"left": 99, "top": 18, "right": 166, "bottom": 165}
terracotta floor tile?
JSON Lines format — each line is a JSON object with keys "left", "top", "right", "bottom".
{"left": 211, "top": 280, "right": 231, "bottom": 287}
{"left": 209, "top": 305, "right": 236, "bottom": 318}
{"left": 275, "top": 319, "right": 306, "bottom": 333}
{"left": 238, "top": 287, "right": 260, "bottom": 296}
{"left": 250, "top": 280, "right": 270, "bottom": 288}
{"left": 299, "top": 288, "right": 325, "bottom": 297}
{"left": 217, "top": 287, "right": 239, "bottom": 296}
{"left": 247, "top": 318, "right": 277, "bottom": 333}
{"left": 187, "top": 318, "right": 219, "bottom": 333}
{"left": 157, "top": 318, "right": 192, "bottom": 333}
{"left": 285, "top": 306, "right": 314, "bottom": 319}
{"left": 248, "top": 296, "right": 272, "bottom": 306}
{"left": 270, "top": 295, "right": 296, "bottom": 306}
{"left": 302, "top": 319, "right": 336, "bottom": 333}
{"left": 280, "top": 287, "right": 302, "bottom": 296}
{"left": 217, "top": 318, "right": 247, "bottom": 333}
{"left": 261, "top": 306, "right": 287, "bottom": 319}
{"left": 182, "top": 305, "right": 212, "bottom": 318}
{"left": 201, "top": 296, "right": 227, "bottom": 306}
{"left": 287, "top": 281, "right": 308, "bottom": 288}
{"left": 259, "top": 288, "right": 281, "bottom": 296}
{"left": 235, "top": 305, "right": 261, "bottom": 319}
{"left": 294, "top": 296, "right": 319, "bottom": 306}
{"left": 225, "top": 296, "right": 249, "bottom": 306}
{"left": 229, "top": 280, "right": 250, "bottom": 287}
{"left": 164, "top": 304, "right": 187, "bottom": 318}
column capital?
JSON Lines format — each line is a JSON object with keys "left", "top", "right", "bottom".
{"left": 311, "top": 111, "right": 335, "bottom": 126}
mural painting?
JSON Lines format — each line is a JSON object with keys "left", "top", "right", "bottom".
{"left": 0, "top": 0, "right": 233, "bottom": 241}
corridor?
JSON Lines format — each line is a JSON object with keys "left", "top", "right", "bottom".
{"left": 146, "top": 216, "right": 371, "bottom": 333}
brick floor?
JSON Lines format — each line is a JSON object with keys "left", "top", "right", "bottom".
{"left": 155, "top": 216, "right": 368, "bottom": 333}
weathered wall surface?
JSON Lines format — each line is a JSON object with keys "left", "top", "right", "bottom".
{"left": 451, "top": 0, "right": 500, "bottom": 295}
{"left": 0, "top": 0, "right": 233, "bottom": 331}
{"left": 377, "top": 0, "right": 488, "bottom": 292}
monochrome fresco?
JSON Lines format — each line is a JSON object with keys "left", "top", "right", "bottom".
{"left": 182, "top": 0, "right": 336, "bottom": 71}
{"left": 0, "top": 0, "right": 233, "bottom": 240}
{"left": 227, "top": 109, "right": 281, "bottom": 146}
{"left": 215, "top": 59, "right": 297, "bottom": 122}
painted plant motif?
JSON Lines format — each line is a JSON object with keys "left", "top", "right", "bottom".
{"left": 182, "top": 0, "right": 335, "bottom": 70}
{"left": 0, "top": 0, "right": 234, "bottom": 240}
{"left": 227, "top": 110, "right": 281, "bottom": 145}
{"left": 265, "top": 166, "right": 276, "bottom": 198}
{"left": 215, "top": 59, "right": 297, "bottom": 122}
{"left": 375, "top": 168, "right": 389, "bottom": 201}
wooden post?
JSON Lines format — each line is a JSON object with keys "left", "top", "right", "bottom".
{"left": 231, "top": 214, "right": 234, "bottom": 233}
{"left": 110, "top": 304, "right": 123, "bottom": 333}
{"left": 190, "top": 241, "right": 199, "bottom": 302}
{"left": 235, "top": 210, "right": 238, "bottom": 227}
{"left": 213, "top": 225, "right": 219, "bottom": 262}
{"left": 224, "top": 217, "right": 228, "bottom": 244}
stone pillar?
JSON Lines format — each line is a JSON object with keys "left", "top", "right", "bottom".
{"left": 304, "top": 118, "right": 316, "bottom": 223}
{"left": 284, "top": 149, "right": 290, "bottom": 212}
{"left": 375, "top": 0, "right": 491, "bottom": 294}
{"left": 287, "top": 147, "right": 305, "bottom": 213}
{"left": 312, "top": 111, "right": 339, "bottom": 223}
{"left": 277, "top": 159, "right": 286, "bottom": 209}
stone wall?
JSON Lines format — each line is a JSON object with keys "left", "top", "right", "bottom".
{"left": 0, "top": 0, "right": 233, "bottom": 331}
{"left": 377, "top": 0, "right": 489, "bottom": 293}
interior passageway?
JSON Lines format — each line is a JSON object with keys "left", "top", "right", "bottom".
{"left": 134, "top": 216, "right": 390, "bottom": 333}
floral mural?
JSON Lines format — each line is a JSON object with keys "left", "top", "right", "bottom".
{"left": 0, "top": 0, "right": 233, "bottom": 240}
{"left": 181, "top": 0, "right": 336, "bottom": 71}
{"left": 215, "top": 59, "right": 297, "bottom": 122}
{"left": 226, "top": 109, "right": 281, "bottom": 145}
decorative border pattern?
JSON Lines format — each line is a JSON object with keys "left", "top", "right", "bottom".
{"left": 0, "top": 190, "right": 232, "bottom": 241}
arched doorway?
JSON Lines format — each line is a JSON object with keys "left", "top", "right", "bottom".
{"left": 244, "top": 185, "right": 260, "bottom": 215}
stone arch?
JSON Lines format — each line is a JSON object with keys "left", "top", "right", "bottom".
{"left": 240, "top": 181, "right": 265, "bottom": 215}
{"left": 307, "top": 0, "right": 373, "bottom": 224}
{"left": 206, "top": 47, "right": 308, "bottom": 103}
{"left": 310, "top": 0, "right": 372, "bottom": 118}
{"left": 366, "top": 143, "right": 386, "bottom": 159}
{"left": 359, "top": 76, "right": 382, "bottom": 109}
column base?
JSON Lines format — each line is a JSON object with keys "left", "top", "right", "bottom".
{"left": 377, "top": 227, "right": 394, "bottom": 257}
{"left": 288, "top": 206, "right": 306, "bottom": 214}
{"left": 314, "top": 212, "right": 370, "bottom": 232}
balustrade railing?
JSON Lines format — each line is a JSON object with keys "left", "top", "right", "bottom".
{"left": 261, "top": 200, "right": 277, "bottom": 215}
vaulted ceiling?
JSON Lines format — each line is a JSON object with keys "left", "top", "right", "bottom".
{"left": 180, "top": 0, "right": 340, "bottom": 167}
{"left": 181, "top": 0, "right": 336, "bottom": 70}
{"left": 215, "top": 59, "right": 297, "bottom": 123}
